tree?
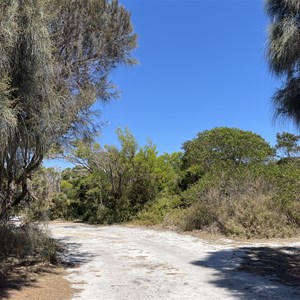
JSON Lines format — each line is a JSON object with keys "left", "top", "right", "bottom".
{"left": 265, "top": 0, "right": 300, "bottom": 126}
{"left": 275, "top": 131, "right": 300, "bottom": 159}
{"left": 0, "top": 0, "right": 137, "bottom": 219}
{"left": 58, "top": 128, "right": 179, "bottom": 223}
{"left": 181, "top": 127, "right": 273, "bottom": 187}
{"left": 22, "top": 167, "right": 61, "bottom": 221}
{"left": 156, "top": 152, "right": 183, "bottom": 193}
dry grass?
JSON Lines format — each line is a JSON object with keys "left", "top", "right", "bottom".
{"left": 0, "top": 223, "right": 68, "bottom": 299}
{"left": 0, "top": 223, "right": 58, "bottom": 263}
{"left": 178, "top": 177, "right": 299, "bottom": 238}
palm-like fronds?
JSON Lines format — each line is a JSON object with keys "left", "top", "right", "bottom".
{"left": 272, "top": 76, "right": 300, "bottom": 126}
{"left": 267, "top": 18, "right": 300, "bottom": 76}
{"left": 265, "top": 0, "right": 300, "bottom": 126}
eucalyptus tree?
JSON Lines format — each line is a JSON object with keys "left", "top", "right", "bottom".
{"left": 0, "top": 0, "right": 137, "bottom": 219}
{"left": 265, "top": 0, "right": 300, "bottom": 125}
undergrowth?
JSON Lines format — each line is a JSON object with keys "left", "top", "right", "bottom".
{"left": 176, "top": 165, "right": 300, "bottom": 238}
{"left": 0, "top": 223, "right": 58, "bottom": 264}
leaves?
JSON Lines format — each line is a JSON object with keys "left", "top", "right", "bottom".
{"left": 275, "top": 131, "right": 300, "bottom": 158}
{"left": 55, "top": 128, "right": 180, "bottom": 223}
{"left": 181, "top": 127, "right": 273, "bottom": 187}
{"left": 0, "top": 0, "right": 137, "bottom": 219}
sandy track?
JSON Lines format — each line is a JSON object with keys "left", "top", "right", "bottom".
{"left": 50, "top": 223, "right": 300, "bottom": 300}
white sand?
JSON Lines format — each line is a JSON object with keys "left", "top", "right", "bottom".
{"left": 50, "top": 223, "right": 300, "bottom": 300}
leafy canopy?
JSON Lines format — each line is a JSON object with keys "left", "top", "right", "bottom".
{"left": 275, "top": 131, "right": 300, "bottom": 159}
{"left": 181, "top": 127, "right": 273, "bottom": 187}
{"left": 182, "top": 127, "right": 273, "bottom": 169}
{"left": 0, "top": 0, "right": 137, "bottom": 219}
{"left": 56, "top": 128, "right": 179, "bottom": 223}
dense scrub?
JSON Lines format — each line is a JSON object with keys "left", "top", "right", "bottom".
{"left": 25, "top": 127, "right": 300, "bottom": 239}
{"left": 179, "top": 164, "right": 300, "bottom": 238}
{"left": 39, "top": 129, "right": 181, "bottom": 224}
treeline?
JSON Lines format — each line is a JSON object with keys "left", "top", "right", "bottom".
{"left": 24, "top": 127, "right": 300, "bottom": 238}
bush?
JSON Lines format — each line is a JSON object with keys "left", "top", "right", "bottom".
{"left": 180, "top": 165, "right": 299, "bottom": 238}
{"left": 0, "top": 223, "right": 58, "bottom": 264}
{"left": 135, "top": 194, "right": 181, "bottom": 226}
{"left": 182, "top": 193, "right": 295, "bottom": 238}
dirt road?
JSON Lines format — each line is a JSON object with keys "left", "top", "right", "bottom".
{"left": 50, "top": 223, "right": 300, "bottom": 300}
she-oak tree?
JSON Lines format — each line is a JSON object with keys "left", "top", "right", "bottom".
{"left": 0, "top": 0, "right": 137, "bottom": 219}
{"left": 265, "top": 0, "right": 300, "bottom": 125}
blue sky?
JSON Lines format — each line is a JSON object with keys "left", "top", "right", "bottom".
{"left": 47, "top": 0, "right": 298, "bottom": 168}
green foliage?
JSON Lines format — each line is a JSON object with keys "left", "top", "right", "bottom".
{"left": 17, "top": 167, "right": 61, "bottom": 222}
{"left": 47, "top": 128, "right": 300, "bottom": 239}
{"left": 135, "top": 194, "right": 181, "bottom": 226}
{"left": 178, "top": 162, "right": 300, "bottom": 238}
{"left": 275, "top": 131, "right": 300, "bottom": 159}
{"left": 181, "top": 127, "right": 273, "bottom": 188}
{"left": 0, "top": 0, "right": 137, "bottom": 220}
{"left": 51, "top": 128, "right": 181, "bottom": 224}
{"left": 156, "top": 152, "right": 183, "bottom": 193}
{"left": 182, "top": 127, "right": 273, "bottom": 168}
{"left": 171, "top": 129, "right": 300, "bottom": 238}
{"left": 272, "top": 163, "right": 300, "bottom": 212}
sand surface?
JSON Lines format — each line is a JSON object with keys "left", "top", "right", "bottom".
{"left": 49, "top": 222, "right": 300, "bottom": 300}
{"left": 2, "top": 267, "right": 73, "bottom": 300}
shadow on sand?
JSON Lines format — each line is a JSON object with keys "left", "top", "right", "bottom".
{"left": 191, "top": 246, "right": 300, "bottom": 299}
{"left": 0, "top": 234, "right": 94, "bottom": 298}
{"left": 56, "top": 235, "right": 96, "bottom": 268}
{"left": 0, "top": 260, "right": 60, "bottom": 299}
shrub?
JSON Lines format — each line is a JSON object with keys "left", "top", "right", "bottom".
{"left": 0, "top": 223, "right": 58, "bottom": 264}
{"left": 135, "top": 194, "right": 181, "bottom": 226}
{"left": 180, "top": 165, "right": 299, "bottom": 238}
